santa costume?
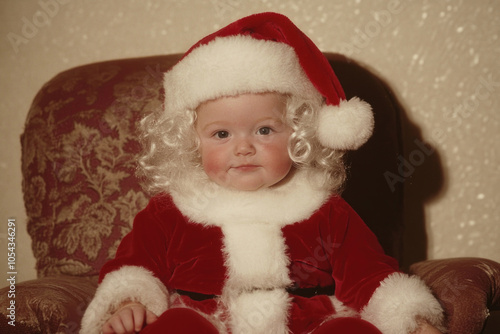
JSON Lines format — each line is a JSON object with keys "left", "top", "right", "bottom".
{"left": 80, "top": 12, "right": 445, "bottom": 334}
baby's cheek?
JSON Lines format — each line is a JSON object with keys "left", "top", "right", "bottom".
{"left": 202, "top": 160, "right": 217, "bottom": 177}
{"left": 201, "top": 153, "right": 226, "bottom": 179}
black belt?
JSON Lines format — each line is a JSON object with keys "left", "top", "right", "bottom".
{"left": 176, "top": 289, "right": 217, "bottom": 301}
{"left": 176, "top": 285, "right": 335, "bottom": 301}
{"left": 286, "top": 285, "right": 335, "bottom": 297}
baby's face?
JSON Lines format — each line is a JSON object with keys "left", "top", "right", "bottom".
{"left": 196, "top": 93, "right": 293, "bottom": 191}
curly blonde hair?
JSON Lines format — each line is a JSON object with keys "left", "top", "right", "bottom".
{"left": 138, "top": 94, "right": 346, "bottom": 196}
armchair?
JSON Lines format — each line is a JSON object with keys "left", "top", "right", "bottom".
{"left": 0, "top": 53, "right": 498, "bottom": 333}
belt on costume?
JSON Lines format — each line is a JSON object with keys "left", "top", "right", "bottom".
{"left": 175, "top": 285, "right": 335, "bottom": 301}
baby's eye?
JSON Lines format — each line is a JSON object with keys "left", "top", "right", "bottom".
{"left": 214, "top": 131, "right": 229, "bottom": 139}
{"left": 257, "top": 127, "right": 273, "bottom": 135}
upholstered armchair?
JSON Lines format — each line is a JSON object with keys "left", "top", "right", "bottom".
{"left": 0, "top": 54, "right": 498, "bottom": 333}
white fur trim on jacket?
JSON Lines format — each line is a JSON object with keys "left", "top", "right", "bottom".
{"left": 224, "top": 288, "right": 292, "bottom": 334}
{"left": 222, "top": 223, "right": 292, "bottom": 292}
{"left": 360, "top": 272, "right": 446, "bottom": 334}
{"left": 80, "top": 266, "right": 169, "bottom": 334}
{"left": 170, "top": 170, "right": 331, "bottom": 228}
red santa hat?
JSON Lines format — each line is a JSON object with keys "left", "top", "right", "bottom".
{"left": 163, "top": 12, "right": 373, "bottom": 150}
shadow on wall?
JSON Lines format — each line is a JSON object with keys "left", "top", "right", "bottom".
{"left": 330, "top": 53, "right": 445, "bottom": 270}
{"left": 399, "top": 93, "right": 446, "bottom": 270}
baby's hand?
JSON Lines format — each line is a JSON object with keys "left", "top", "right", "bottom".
{"left": 102, "top": 302, "right": 158, "bottom": 334}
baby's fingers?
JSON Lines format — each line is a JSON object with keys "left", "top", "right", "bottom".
{"left": 130, "top": 305, "right": 148, "bottom": 332}
{"left": 103, "top": 314, "right": 128, "bottom": 333}
{"left": 145, "top": 309, "right": 158, "bottom": 325}
{"left": 121, "top": 308, "right": 138, "bottom": 332}
{"left": 102, "top": 303, "right": 148, "bottom": 334}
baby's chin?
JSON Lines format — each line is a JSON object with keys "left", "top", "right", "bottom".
{"left": 218, "top": 181, "right": 271, "bottom": 192}
{"left": 211, "top": 173, "right": 294, "bottom": 192}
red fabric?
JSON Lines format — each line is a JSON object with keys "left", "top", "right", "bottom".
{"left": 100, "top": 195, "right": 399, "bottom": 333}
{"left": 181, "top": 12, "right": 346, "bottom": 106}
{"left": 99, "top": 194, "right": 227, "bottom": 296}
{"left": 141, "top": 310, "right": 383, "bottom": 334}
{"left": 312, "top": 317, "right": 383, "bottom": 334}
{"left": 140, "top": 308, "right": 219, "bottom": 334}
{"left": 282, "top": 198, "right": 400, "bottom": 312}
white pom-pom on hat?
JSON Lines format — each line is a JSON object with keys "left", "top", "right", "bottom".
{"left": 317, "top": 97, "right": 374, "bottom": 150}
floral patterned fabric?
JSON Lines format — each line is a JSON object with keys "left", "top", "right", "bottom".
{"left": 21, "top": 55, "right": 181, "bottom": 277}
{"left": 0, "top": 276, "right": 98, "bottom": 333}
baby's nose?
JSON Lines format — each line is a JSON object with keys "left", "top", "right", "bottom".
{"left": 235, "top": 137, "right": 256, "bottom": 155}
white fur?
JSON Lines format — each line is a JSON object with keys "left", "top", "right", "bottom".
{"left": 222, "top": 223, "right": 292, "bottom": 291}
{"left": 317, "top": 97, "right": 374, "bottom": 150}
{"left": 225, "top": 289, "right": 292, "bottom": 334}
{"left": 361, "top": 272, "right": 446, "bottom": 334}
{"left": 163, "top": 35, "right": 322, "bottom": 112}
{"left": 80, "top": 266, "right": 169, "bottom": 334}
{"left": 328, "top": 295, "right": 358, "bottom": 318}
{"left": 170, "top": 170, "right": 330, "bottom": 228}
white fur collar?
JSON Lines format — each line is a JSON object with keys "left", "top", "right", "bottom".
{"left": 170, "top": 170, "right": 331, "bottom": 227}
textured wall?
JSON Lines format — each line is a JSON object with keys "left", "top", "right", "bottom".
{"left": 0, "top": 0, "right": 499, "bottom": 285}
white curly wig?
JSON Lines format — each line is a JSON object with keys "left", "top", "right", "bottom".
{"left": 137, "top": 93, "right": 346, "bottom": 196}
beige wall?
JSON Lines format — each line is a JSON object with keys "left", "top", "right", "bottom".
{"left": 1, "top": 0, "right": 499, "bottom": 286}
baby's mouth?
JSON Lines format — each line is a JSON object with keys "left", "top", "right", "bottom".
{"left": 233, "top": 164, "right": 259, "bottom": 171}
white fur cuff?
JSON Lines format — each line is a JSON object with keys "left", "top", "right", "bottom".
{"left": 361, "top": 272, "right": 446, "bottom": 334}
{"left": 80, "top": 266, "right": 169, "bottom": 334}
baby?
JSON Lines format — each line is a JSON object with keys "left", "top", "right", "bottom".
{"left": 81, "top": 12, "right": 446, "bottom": 334}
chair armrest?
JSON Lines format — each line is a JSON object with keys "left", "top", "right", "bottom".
{"left": 410, "top": 257, "right": 500, "bottom": 334}
{"left": 0, "top": 276, "right": 98, "bottom": 333}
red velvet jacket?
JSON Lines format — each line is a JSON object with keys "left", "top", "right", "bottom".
{"left": 81, "top": 172, "right": 444, "bottom": 333}
{"left": 101, "top": 194, "right": 398, "bottom": 331}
